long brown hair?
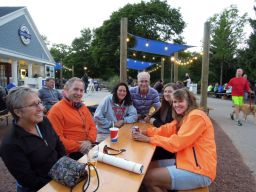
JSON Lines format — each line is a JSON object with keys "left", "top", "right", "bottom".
{"left": 150, "top": 83, "right": 178, "bottom": 121}
{"left": 172, "top": 88, "right": 198, "bottom": 127}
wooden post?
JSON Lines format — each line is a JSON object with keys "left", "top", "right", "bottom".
{"left": 161, "top": 57, "right": 164, "bottom": 81}
{"left": 72, "top": 65, "right": 74, "bottom": 77}
{"left": 120, "top": 17, "right": 128, "bottom": 82}
{"left": 170, "top": 59, "right": 173, "bottom": 82}
{"left": 173, "top": 52, "right": 178, "bottom": 82}
{"left": 60, "top": 61, "right": 63, "bottom": 88}
{"left": 200, "top": 22, "right": 210, "bottom": 109}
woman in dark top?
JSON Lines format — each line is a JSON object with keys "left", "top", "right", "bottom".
{"left": 147, "top": 83, "right": 178, "bottom": 127}
{"left": 146, "top": 83, "right": 179, "bottom": 160}
{"left": 0, "top": 87, "right": 66, "bottom": 192}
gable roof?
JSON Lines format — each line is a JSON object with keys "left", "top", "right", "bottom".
{"left": 0, "top": 7, "right": 24, "bottom": 17}
{"left": 0, "top": 7, "right": 55, "bottom": 65}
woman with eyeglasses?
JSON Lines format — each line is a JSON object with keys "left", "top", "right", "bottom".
{"left": 94, "top": 82, "right": 137, "bottom": 142}
{"left": 0, "top": 87, "right": 66, "bottom": 192}
{"left": 132, "top": 89, "right": 216, "bottom": 191}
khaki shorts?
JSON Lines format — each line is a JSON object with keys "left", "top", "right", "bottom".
{"left": 232, "top": 96, "right": 244, "bottom": 106}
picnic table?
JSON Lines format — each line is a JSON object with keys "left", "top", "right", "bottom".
{"left": 38, "top": 122, "right": 156, "bottom": 192}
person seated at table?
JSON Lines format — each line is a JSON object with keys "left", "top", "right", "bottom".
{"left": 146, "top": 83, "right": 181, "bottom": 127}
{"left": 47, "top": 77, "right": 97, "bottom": 160}
{"left": 145, "top": 83, "right": 179, "bottom": 160}
{"left": 130, "top": 71, "right": 160, "bottom": 121}
{"left": 0, "top": 87, "right": 66, "bottom": 192}
{"left": 132, "top": 88, "right": 216, "bottom": 191}
{"left": 38, "top": 77, "right": 62, "bottom": 112}
{"left": 94, "top": 82, "right": 137, "bottom": 142}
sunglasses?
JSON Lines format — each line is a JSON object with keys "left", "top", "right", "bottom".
{"left": 103, "top": 145, "right": 126, "bottom": 155}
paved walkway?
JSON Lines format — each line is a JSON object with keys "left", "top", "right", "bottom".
{"left": 83, "top": 91, "right": 256, "bottom": 179}
{"left": 207, "top": 97, "right": 256, "bottom": 179}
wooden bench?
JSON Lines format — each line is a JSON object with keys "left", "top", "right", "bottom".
{"left": 177, "top": 186, "right": 209, "bottom": 192}
{"left": 0, "top": 112, "right": 12, "bottom": 126}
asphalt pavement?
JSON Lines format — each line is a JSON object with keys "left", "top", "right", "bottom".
{"left": 83, "top": 90, "right": 256, "bottom": 179}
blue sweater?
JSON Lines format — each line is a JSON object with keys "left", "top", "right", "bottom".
{"left": 94, "top": 95, "right": 137, "bottom": 134}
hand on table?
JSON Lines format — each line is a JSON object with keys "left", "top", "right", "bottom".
{"left": 114, "top": 120, "right": 124, "bottom": 128}
{"left": 132, "top": 132, "right": 150, "bottom": 143}
{"left": 144, "top": 115, "right": 150, "bottom": 123}
{"left": 79, "top": 140, "right": 92, "bottom": 154}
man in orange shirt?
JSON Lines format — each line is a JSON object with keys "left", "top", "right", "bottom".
{"left": 48, "top": 77, "right": 97, "bottom": 159}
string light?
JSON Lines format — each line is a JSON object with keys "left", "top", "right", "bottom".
{"left": 126, "top": 38, "right": 130, "bottom": 42}
{"left": 145, "top": 43, "right": 149, "bottom": 47}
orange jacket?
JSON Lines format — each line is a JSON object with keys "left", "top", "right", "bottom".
{"left": 147, "top": 109, "right": 217, "bottom": 181}
{"left": 47, "top": 99, "right": 97, "bottom": 153}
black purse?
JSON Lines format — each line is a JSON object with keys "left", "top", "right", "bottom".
{"left": 49, "top": 156, "right": 99, "bottom": 191}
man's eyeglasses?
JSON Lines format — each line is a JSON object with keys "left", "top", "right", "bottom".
{"left": 103, "top": 145, "right": 126, "bottom": 155}
{"left": 16, "top": 101, "right": 43, "bottom": 109}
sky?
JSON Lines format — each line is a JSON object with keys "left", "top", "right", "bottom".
{"left": 2, "top": 0, "right": 256, "bottom": 51}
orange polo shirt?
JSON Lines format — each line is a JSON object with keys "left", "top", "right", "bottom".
{"left": 47, "top": 98, "right": 97, "bottom": 153}
{"left": 147, "top": 109, "right": 217, "bottom": 181}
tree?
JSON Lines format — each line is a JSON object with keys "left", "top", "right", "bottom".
{"left": 90, "top": 0, "right": 185, "bottom": 79}
{"left": 237, "top": 6, "right": 256, "bottom": 82}
{"left": 209, "top": 5, "right": 247, "bottom": 85}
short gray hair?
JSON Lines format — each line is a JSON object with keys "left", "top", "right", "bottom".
{"left": 137, "top": 71, "right": 150, "bottom": 81}
{"left": 64, "top": 77, "right": 85, "bottom": 90}
{"left": 6, "top": 87, "right": 36, "bottom": 120}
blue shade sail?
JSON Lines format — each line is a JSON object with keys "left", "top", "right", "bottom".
{"left": 127, "top": 58, "right": 155, "bottom": 70}
{"left": 129, "top": 35, "right": 193, "bottom": 56}
{"left": 54, "top": 62, "right": 62, "bottom": 70}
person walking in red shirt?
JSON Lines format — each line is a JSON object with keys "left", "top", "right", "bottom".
{"left": 226, "top": 68, "right": 252, "bottom": 126}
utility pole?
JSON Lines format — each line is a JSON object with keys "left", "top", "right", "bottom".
{"left": 120, "top": 17, "right": 128, "bottom": 82}
{"left": 200, "top": 22, "right": 210, "bottom": 109}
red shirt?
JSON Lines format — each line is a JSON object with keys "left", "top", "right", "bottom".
{"left": 226, "top": 77, "right": 250, "bottom": 96}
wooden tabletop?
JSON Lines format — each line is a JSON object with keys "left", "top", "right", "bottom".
{"left": 38, "top": 122, "right": 155, "bottom": 192}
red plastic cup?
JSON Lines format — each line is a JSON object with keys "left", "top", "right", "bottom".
{"left": 109, "top": 127, "right": 119, "bottom": 142}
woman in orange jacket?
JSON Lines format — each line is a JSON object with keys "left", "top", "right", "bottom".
{"left": 132, "top": 88, "right": 217, "bottom": 191}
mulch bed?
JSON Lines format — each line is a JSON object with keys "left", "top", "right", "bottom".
{"left": 0, "top": 118, "right": 256, "bottom": 192}
{"left": 209, "top": 120, "right": 256, "bottom": 192}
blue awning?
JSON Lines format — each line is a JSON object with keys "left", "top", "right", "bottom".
{"left": 54, "top": 62, "right": 62, "bottom": 70}
{"left": 129, "top": 35, "right": 193, "bottom": 56}
{"left": 127, "top": 58, "right": 155, "bottom": 70}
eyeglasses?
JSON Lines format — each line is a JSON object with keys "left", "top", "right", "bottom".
{"left": 16, "top": 101, "right": 43, "bottom": 109}
{"left": 103, "top": 145, "right": 126, "bottom": 155}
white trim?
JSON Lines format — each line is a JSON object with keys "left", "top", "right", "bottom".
{"left": 0, "top": 48, "right": 54, "bottom": 66}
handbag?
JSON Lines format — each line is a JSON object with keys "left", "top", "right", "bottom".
{"left": 49, "top": 156, "right": 99, "bottom": 191}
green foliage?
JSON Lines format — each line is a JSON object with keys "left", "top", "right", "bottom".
{"left": 103, "top": 75, "right": 120, "bottom": 91}
{"left": 90, "top": 0, "right": 185, "bottom": 77}
{"left": 209, "top": 5, "right": 248, "bottom": 84}
{"left": 237, "top": 7, "right": 256, "bottom": 82}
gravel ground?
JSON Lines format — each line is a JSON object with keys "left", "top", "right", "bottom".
{"left": 0, "top": 117, "right": 256, "bottom": 192}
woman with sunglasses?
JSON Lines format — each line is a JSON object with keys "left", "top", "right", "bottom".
{"left": 132, "top": 89, "right": 216, "bottom": 191}
{"left": 0, "top": 87, "right": 66, "bottom": 192}
{"left": 94, "top": 82, "right": 137, "bottom": 142}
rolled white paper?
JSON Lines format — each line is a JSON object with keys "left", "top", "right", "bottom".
{"left": 98, "top": 152, "right": 144, "bottom": 174}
